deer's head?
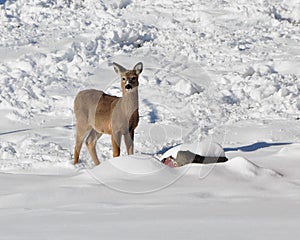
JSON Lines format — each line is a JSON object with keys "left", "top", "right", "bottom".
{"left": 113, "top": 62, "right": 143, "bottom": 95}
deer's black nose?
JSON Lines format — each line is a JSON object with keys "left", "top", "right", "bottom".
{"left": 125, "top": 84, "right": 132, "bottom": 90}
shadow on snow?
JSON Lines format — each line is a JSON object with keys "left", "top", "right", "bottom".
{"left": 224, "top": 141, "right": 291, "bottom": 152}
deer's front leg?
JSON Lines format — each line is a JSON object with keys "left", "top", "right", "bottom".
{"left": 112, "top": 132, "right": 121, "bottom": 157}
{"left": 124, "top": 130, "right": 134, "bottom": 155}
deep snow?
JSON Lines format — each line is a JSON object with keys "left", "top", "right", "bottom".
{"left": 0, "top": 0, "right": 300, "bottom": 239}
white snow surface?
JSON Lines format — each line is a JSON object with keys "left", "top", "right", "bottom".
{"left": 0, "top": 0, "right": 300, "bottom": 239}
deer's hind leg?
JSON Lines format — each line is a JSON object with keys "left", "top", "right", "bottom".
{"left": 74, "top": 125, "right": 92, "bottom": 165}
{"left": 86, "top": 129, "right": 102, "bottom": 165}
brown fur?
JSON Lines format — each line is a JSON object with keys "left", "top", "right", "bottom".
{"left": 73, "top": 62, "right": 143, "bottom": 165}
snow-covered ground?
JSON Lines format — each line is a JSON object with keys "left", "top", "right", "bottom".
{"left": 0, "top": 0, "right": 300, "bottom": 239}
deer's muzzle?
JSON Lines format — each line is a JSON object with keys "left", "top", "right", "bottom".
{"left": 125, "top": 83, "right": 133, "bottom": 90}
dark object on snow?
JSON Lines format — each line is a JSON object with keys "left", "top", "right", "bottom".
{"left": 162, "top": 157, "right": 178, "bottom": 168}
{"left": 162, "top": 150, "right": 228, "bottom": 167}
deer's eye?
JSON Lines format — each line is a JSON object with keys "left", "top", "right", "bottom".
{"left": 122, "top": 77, "right": 126, "bottom": 82}
{"left": 131, "top": 77, "right": 136, "bottom": 81}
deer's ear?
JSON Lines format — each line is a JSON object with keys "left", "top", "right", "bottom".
{"left": 134, "top": 62, "right": 143, "bottom": 75}
{"left": 113, "top": 62, "right": 127, "bottom": 74}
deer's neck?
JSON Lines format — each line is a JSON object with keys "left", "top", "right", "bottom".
{"left": 120, "top": 87, "right": 139, "bottom": 117}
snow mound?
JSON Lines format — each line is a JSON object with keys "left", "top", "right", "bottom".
{"left": 225, "top": 157, "right": 281, "bottom": 178}
{"left": 100, "top": 155, "right": 164, "bottom": 175}
{"left": 172, "top": 79, "right": 202, "bottom": 95}
{"left": 277, "top": 143, "right": 300, "bottom": 156}
{"left": 87, "top": 155, "right": 183, "bottom": 193}
{"left": 161, "top": 141, "right": 226, "bottom": 160}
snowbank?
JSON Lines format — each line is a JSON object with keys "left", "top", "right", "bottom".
{"left": 87, "top": 155, "right": 183, "bottom": 193}
{"left": 225, "top": 156, "right": 281, "bottom": 178}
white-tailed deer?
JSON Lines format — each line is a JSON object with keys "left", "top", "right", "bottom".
{"left": 73, "top": 62, "right": 143, "bottom": 165}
